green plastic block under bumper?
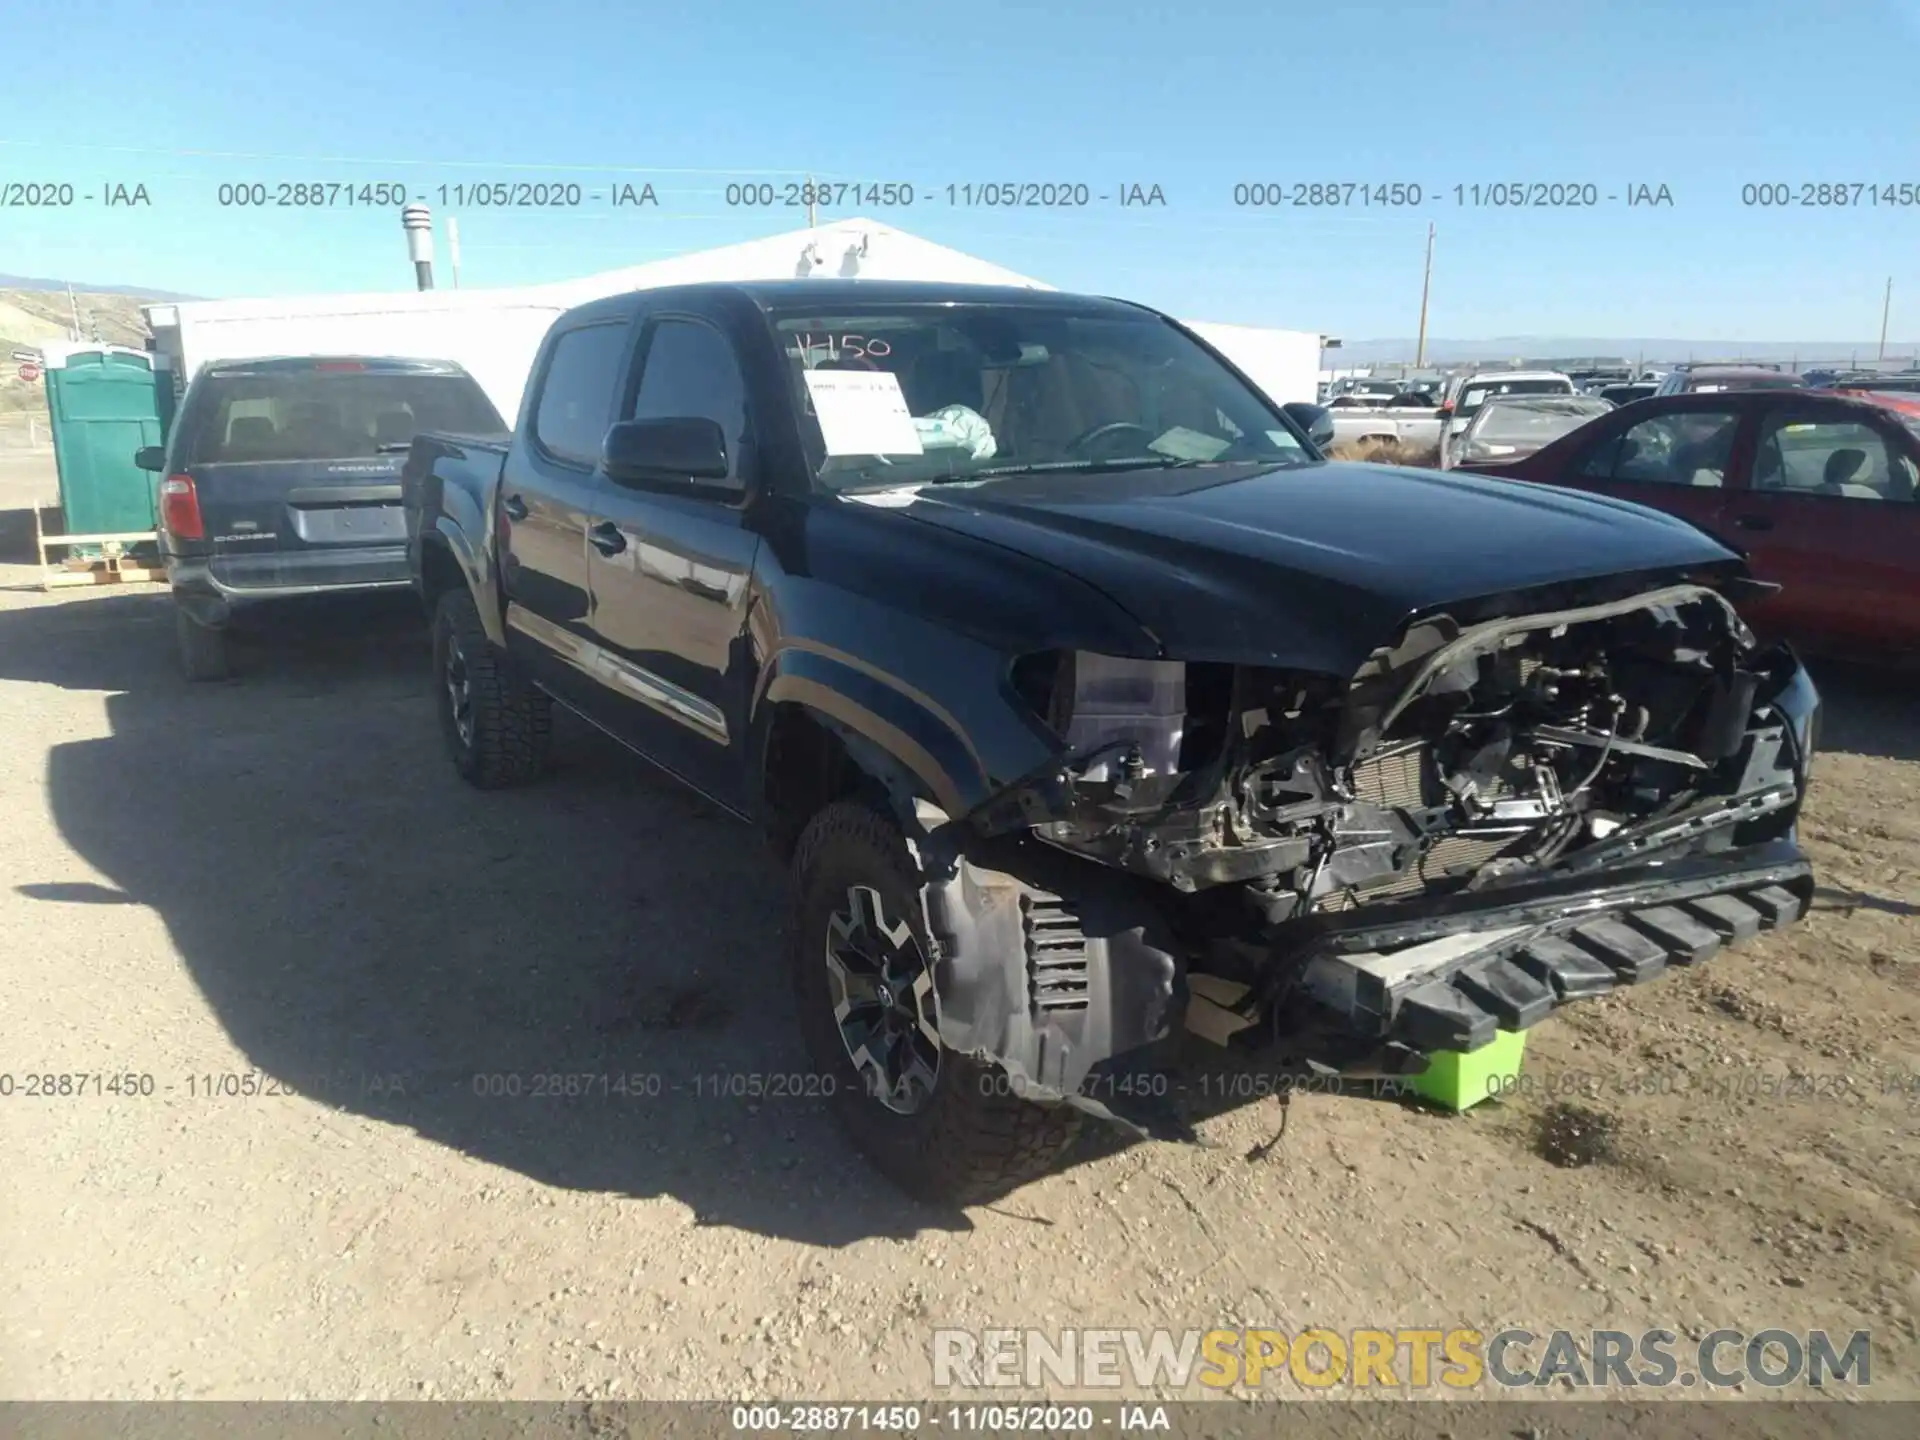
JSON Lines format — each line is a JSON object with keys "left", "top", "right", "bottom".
{"left": 1405, "top": 1027, "right": 1529, "bottom": 1112}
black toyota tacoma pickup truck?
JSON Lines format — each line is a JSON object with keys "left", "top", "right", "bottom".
{"left": 403, "top": 280, "right": 1819, "bottom": 1204}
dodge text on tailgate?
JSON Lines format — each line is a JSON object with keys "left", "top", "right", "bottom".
{"left": 404, "top": 280, "right": 1819, "bottom": 1206}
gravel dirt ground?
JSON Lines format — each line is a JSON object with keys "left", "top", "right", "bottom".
{"left": 0, "top": 530, "right": 1915, "bottom": 1403}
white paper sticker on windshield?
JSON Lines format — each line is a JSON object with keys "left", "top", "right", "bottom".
{"left": 1148, "top": 426, "right": 1233, "bottom": 461}
{"left": 803, "top": 370, "right": 924, "bottom": 456}
{"left": 842, "top": 486, "right": 924, "bottom": 508}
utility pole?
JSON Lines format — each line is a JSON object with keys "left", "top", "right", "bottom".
{"left": 1878, "top": 276, "right": 1893, "bottom": 362}
{"left": 1414, "top": 223, "right": 1435, "bottom": 368}
{"left": 448, "top": 216, "right": 462, "bottom": 289}
{"left": 806, "top": 174, "right": 817, "bottom": 228}
{"left": 66, "top": 281, "right": 81, "bottom": 340}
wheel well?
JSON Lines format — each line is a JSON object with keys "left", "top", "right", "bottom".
{"left": 418, "top": 540, "right": 465, "bottom": 616}
{"left": 761, "top": 705, "right": 897, "bottom": 864}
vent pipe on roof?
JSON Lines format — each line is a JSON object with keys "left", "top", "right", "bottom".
{"left": 826, "top": 231, "right": 868, "bottom": 278}
{"left": 402, "top": 204, "right": 436, "bottom": 290}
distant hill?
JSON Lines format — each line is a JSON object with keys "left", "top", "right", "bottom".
{"left": 1332, "top": 336, "right": 1920, "bottom": 367}
{"left": 0, "top": 273, "right": 201, "bottom": 301}
{"left": 0, "top": 288, "right": 167, "bottom": 417}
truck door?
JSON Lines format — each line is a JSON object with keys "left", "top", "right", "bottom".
{"left": 498, "top": 319, "right": 630, "bottom": 709}
{"left": 583, "top": 313, "right": 763, "bottom": 814}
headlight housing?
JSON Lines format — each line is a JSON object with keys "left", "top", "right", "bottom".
{"left": 1012, "top": 651, "right": 1188, "bottom": 781}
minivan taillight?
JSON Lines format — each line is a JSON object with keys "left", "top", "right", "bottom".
{"left": 160, "top": 474, "right": 204, "bottom": 539}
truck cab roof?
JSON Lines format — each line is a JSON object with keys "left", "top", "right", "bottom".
{"left": 557, "top": 279, "right": 1148, "bottom": 328}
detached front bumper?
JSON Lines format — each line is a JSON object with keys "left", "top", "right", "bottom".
{"left": 916, "top": 823, "right": 1813, "bottom": 1139}
{"left": 1288, "top": 838, "right": 1814, "bottom": 1059}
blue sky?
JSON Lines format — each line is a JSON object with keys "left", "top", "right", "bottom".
{"left": 4, "top": 0, "right": 1918, "bottom": 340}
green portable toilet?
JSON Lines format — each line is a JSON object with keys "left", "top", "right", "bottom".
{"left": 40, "top": 342, "right": 175, "bottom": 550}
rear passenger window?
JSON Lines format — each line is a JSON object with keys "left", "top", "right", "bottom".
{"left": 627, "top": 319, "right": 751, "bottom": 479}
{"left": 1577, "top": 409, "right": 1740, "bottom": 488}
{"left": 533, "top": 323, "right": 628, "bottom": 467}
{"left": 1752, "top": 415, "right": 1914, "bottom": 501}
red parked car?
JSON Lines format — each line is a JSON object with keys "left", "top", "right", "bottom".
{"left": 1452, "top": 388, "right": 1920, "bottom": 666}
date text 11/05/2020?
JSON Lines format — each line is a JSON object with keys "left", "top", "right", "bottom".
{"left": 982, "top": 1064, "right": 1920, "bottom": 1106}
{"left": 1, "top": 177, "right": 1667, "bottom": 210}
{"left": 210, "top": 181, "right": 661, "bottom": 209}
{"left": 12, "top": 1067, "right": 1920, "bottom": 1107}
{"left": 20, "top": 177, "right": 1920, "bottom": 211}
{"left": 1231, "top": 181, "right": 1674, "bottom": 207}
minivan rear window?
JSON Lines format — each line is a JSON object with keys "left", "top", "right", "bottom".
{"left": 1456, "top": 378, "right": 1574, "bottom": 418}
{"left": 183, "top": 370, "right": 503, "bottom": 465}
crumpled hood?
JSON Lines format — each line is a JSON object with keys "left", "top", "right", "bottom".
{"left": 884, "top": 460, "right": 1741, "bottom": 674}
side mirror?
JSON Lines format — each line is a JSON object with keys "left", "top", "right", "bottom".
{"left": 601, "top": 417, "right": 739, "bottom": 493}
{"left": 1435, "top": 404, "right": 1454, "bottom": 419}
{"left": 1282, "top": 402, "right": 1336, "bottom": 451}
{"left": 134, "top": 446, "right": 166, "bottom": 472}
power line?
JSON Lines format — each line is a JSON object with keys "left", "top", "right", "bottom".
{"left": 0, "top": 137, "right": 823, "bottom": 176}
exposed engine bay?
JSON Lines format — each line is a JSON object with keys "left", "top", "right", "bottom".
{"left": 986, "top": 580, "right": 1806, "bottom": 920}
{"left": 922, "top": 577, "right": 1816, "bottom": 1135}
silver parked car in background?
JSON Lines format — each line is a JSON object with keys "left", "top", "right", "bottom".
{"left": 1436, "top": 369, "right": 1577, "bottom": 461}
{"left": 1438, "top": 393, "right": 1614, "bottom": 469}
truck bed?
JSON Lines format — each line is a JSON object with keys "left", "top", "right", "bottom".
{"left": 401, "top": 430, "right": 513, "bottom": 564}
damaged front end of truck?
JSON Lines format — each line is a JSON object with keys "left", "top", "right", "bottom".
{"left": 907, "top": 572, "right": 1819, "bottom": 1136}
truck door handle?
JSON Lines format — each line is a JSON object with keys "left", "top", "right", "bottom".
{"left": 589, "top": 521, "right": 627, "bottom": 556}
{"left": 502, "top": 494, "right": 528, "bottom": 521}
{"left": 1732, "top": 513, "right": 1773, "bottom": 532}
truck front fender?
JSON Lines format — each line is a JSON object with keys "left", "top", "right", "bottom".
{"left": 756, "top": 642, "right": 999, "bottom": 820}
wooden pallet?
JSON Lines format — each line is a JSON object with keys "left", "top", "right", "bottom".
{"left": 32, "top": 508, "right": 164, "bottom": 590}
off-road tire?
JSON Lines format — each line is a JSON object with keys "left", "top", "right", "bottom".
{"left": 432, "top": 587, "right": 552, "bottom": 789}
{"left": 789, "top": 800, "right": 1081, "bottom": 1206}
{"left": 175, "top": 603, "right": 231, "bottom": 682}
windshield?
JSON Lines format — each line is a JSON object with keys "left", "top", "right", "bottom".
{"left": 183, "top": 369, "right": 503, "bottom": 465}
{"left": 1454, "top": 377, "right": 1574, "bottom": 419}
{"left": 1470, "top": 400, "right": 1611, "bottom": 445}
{"left": 766, "top": 305, "right": 1313, "bottom": 491}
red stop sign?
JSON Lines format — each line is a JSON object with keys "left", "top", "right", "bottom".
{"left": 17, "top": 362, "right": 40, "bottom": 382}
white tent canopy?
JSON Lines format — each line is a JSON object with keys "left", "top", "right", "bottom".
{"left": 143, "top": 220, "right": 1317, "bottom": 421}
{"left": 554, "top": 218, "right": 1054, "bottom": 302}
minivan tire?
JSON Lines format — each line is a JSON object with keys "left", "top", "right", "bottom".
{"left": 432, "top": 587, "right": 552, "bottom": 789}
{"left": 789, "top": 800, "right": 1081, "bottom": 1206}
{"left": 175, "top": 603, "right": 231, "bottom": 682}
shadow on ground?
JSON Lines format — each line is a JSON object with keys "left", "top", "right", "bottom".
{"left": 0, "top": 505, "right": 57, "bottom": 567}
{"left": 1805, "top": 658, "right": 1920, "bottom": 765}
{"left": 0, "top": 590, "right": 980, "bottom": 1244}
{"left": 7, "top": 593, "right": 1908, "bottom": 1241}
